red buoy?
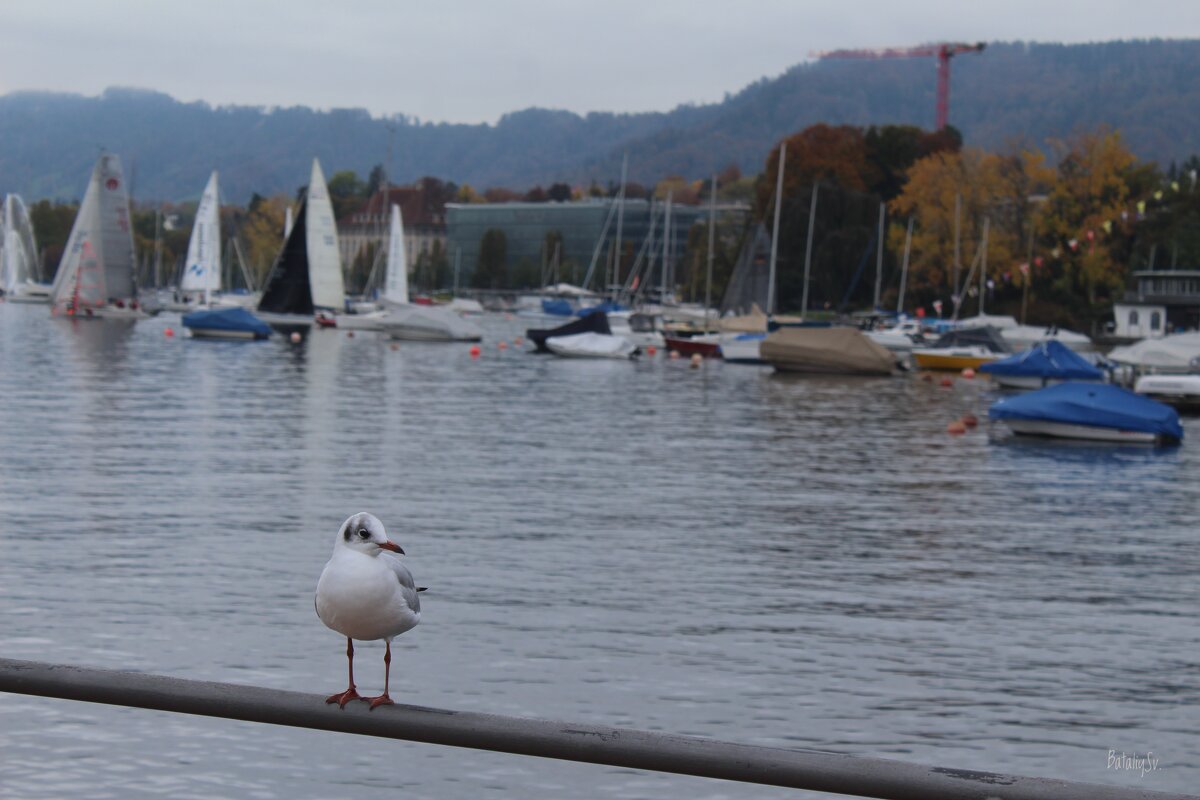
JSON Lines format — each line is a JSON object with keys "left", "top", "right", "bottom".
{"left": 469, "top": 345, "right": 482, "bottom": 358}
{"left": 646, "top": 345, "right": 657, "bottom": 356}
{"left": 163, "top": 327, "right": 174, "bottom": 337}
{"left": 940, "top": 377, "right": 954, "bottom": 388}
{"left": 947, "top": 420, "right": 967, "bottom": 435}
{"left": 961, "top": 413, "right": 979, "bottom": 428}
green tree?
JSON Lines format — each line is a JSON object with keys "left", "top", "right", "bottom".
{"left": 472, "top": 228, "right": 507, "bottom": 289}
{"left": 327, "top": 170, "right": 366, "bottom": 219}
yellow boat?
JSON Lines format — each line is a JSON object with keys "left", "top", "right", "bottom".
{"left": 911, "top": 346, "right": 1003, "bottom": 371}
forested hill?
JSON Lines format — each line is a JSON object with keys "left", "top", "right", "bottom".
{"left": 1, "top": 39, "right": 1196, "bottom": 203}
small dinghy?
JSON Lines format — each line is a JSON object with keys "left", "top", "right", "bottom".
{"left": 182, "top": 306, "right": 271, "bottom": 340}
{"left": 979, "top": 340, "right": 1105, "bottom": 390}
{"left": 545, "top": 331, "right": 638, "bottom": 359}
{"left": 989, "top": 382, "right": 1182, "bottom": 445}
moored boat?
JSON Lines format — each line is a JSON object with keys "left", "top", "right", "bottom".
{"left": 182, "top": 306, "right": 271, "bottom": 340}
{"left": 989, "top": 382, "right": 1182, "bottom": 445}
{"left": 527, "top": 309, "right": 610, "bottom": 353}
{"left": 978, "top": 340, "right": 1106, "bottom": 390}
{"left": 1134, "top": 374, "right": 1200, "bottom": 412}
{"left": 663, "top": 333, "right": 721, "bottom": 358}
{"left": 912, "top": 325, "right": 1011, "bottom": 370}
{"left": 545, "top": 331, "right": 638, "bottom": 359}
{"left": 760, "top": 325, "right": 896, "bottom": 376}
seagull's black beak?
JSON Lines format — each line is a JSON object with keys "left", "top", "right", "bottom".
{"left": 378, "top": 541, "right": 405, "bottom": 555}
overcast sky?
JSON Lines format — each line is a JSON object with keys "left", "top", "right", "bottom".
{"left": 1, "top": 1, "right": 1197, "bottom": 124}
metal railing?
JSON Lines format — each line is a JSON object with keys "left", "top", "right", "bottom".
{"left": 0, "top": 658, "right": 1192, "bottom": 800}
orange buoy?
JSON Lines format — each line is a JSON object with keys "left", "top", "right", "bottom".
{"left": 497, "top": 340, "right": 508, "bottom": 350}
{"left": 514, "top": 336, "right": 524, "bottom": 346}
{"left": 346, "top": 331, "right": 355, "bottom": 338}
{"left": 290, "top": 332, "right": 302, "bottom": 343}
{"left": 940, "top": 377, "right": 954, "bottom": 388}
{"left": 961, "top": 413, "right": 979, "bottom": 428}
{"left": 646, "top": 345, "right": 657, "bottom": 356}
{"left": 946, "top": 420, "right": 967, "bottom": 435}
{"left": 961, "top": 367, "right": 976, "bottom": 378}
{"left": 163, "top": 327, "right": 174, "bottom": 337}
{"left": 469, "top": 345, "right": 482, "bottom": 358}
{"left": 669, "top": 350, "right": 681, "bottom": 359}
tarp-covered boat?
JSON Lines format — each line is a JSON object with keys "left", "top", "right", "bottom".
{"left": 545, "top": 331, "right": 638, "bottom": 359}
{"left": 380, "top": 305, "right": 483, "bottom": 342}
{"left": 527, "top": 310, "right": 610, "bottom": 352}
{"left": 979, "top": 340, "right": 1105, "bottom": 389}
{"left": 761, "top": 325, "right": 896, "bottom": 375}
{"left": 989, "top": 382, "right": 1183, "bottom": 445}
{"left": 182, "top": 306, "right": 271, "bottom": 340}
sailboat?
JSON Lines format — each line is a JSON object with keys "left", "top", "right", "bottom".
{"left": 49, "top": 153, "right": 148, "bottom": 319}
{"left": 179, "top": 171, "right": 222, "bottom": 306}
{"left": 256, "top": 158, "right": 346, "bottom": 329}
{"left": 376, "top": 204, "right": 483, "bottom": 341}
{"left": 1, "top": 194, "right": 50, "bottom": 303}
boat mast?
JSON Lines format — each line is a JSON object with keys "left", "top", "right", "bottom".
{"left": 952, "top": 193, "right": 961, "bottom": 302}
{"left": 704, "top": 177, "right": 716, "bottom": 335}
{"left": 800, "top": 183, "right": 818, "bottom": 320}
{"left": 611, "top": 152, "right": 628, "bottom": 301}
{"left": 873, "top": 201, "right": 885, "bottom": 310}
{"left": 661, "top": 191, "right": 672, "bottom": 306}
{"left": 896, "top": 217, "right": 914, "bottom": 315}
{"left": 978, "top": 217, "right": 990, "bottom": 316}
{"left": 766, "top": 142, "right": 786, "bottom": 319}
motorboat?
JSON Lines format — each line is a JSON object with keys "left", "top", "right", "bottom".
{"left": 182, "top": 306, "right": 271, "bottom": 340}
{"left": 760, "top": 325, "right": 897, "bottom": 376}
{"left": 719, "top": 332, "right": 767, "bottom": 364}
{"left": 989, "top": 382, "right": 1182, "bottom": 445}
{"left": 1107, "top": 332, "right": 1200, "bottom": 374}
{"left": 608, "top": 310, "right": 665, "bottom": 349}
{"left": 380, "top": 304, "right": 483, "bottom": 342}
{"left": 663, "top": 332, "right": 721, "bottom": 359}
{"left": 1134, "top": 374, "right": 1200, "bottom": 412}
{"left": 527, "top": 310, "right": 610, "bottom": 353}
{"left": 545, "top": 331, "right": 638, "bottom": 360}
{"left": 912, "top": 325, "right": 1011, "bottom": 370}
{"left": 978, "top": 340, "right": 1106, "bottom": 389}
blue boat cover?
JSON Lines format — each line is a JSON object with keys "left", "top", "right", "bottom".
{"left": 989, "top": 382, "right": 1183, "bottom": 442}
{"left": 979, "top": 340, "right": 1104, "bottom": 380}
{"left": 576, "top": 300, "right": 627, "bottom": 316}
{"left": 183, "top": 307, "right": 272, "bottom": 337}
{"left": 542, "top": 298, "right": 574, "bottom": 316}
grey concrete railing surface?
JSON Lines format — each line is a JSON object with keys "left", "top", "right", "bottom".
{"left": 0, "top": 658, "right": 1193, "bottom": 800}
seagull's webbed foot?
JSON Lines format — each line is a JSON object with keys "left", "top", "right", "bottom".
{"left": 365, "top": 693, "right": 394, "bottom": 711}
{"left": 325, "top": 688, "right": 361, "bottom": 708}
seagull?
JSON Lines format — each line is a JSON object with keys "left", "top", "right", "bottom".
{"left": 315, "top": 512, "right": 424, "bottom": 710}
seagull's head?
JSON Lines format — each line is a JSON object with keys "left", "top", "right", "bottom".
{"left": 336, "top": 512, "right": 405, "bottom": 557}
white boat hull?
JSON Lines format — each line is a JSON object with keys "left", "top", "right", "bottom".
{"left": 1134, "top": 375, "right": 1200, "bottom": 410}
{"left": 719, "top": 334, "right": 766, "bottom": 364}
{"left": 545, "top": 332, "right": 638, "bottom": 359}
{"left": 1000, "top": 418, "right": 1158, "bottom": 444}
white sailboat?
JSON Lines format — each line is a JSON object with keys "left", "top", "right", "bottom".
{"left": 49, "top": 153, "right": 147, "bottom": 319}
{"left": 375, "top": 203, "right": 483, "bottom": 342}
{"left": 182, "top": 171, "right": 222, "bottom": 305}
{"left": 1, "top": 194, "right": 50, "bottom": 303}
{"left": 257, "top": 158, "right": 346, "bottom": 328}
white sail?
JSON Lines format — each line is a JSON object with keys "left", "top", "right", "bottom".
{"left": 50, "top": 154, "right": 136, "bottom": 313}
{"left": 180, "top": 171, "right": 221, "bottom": 299}
{"left": 305, "top": 159, "right": 345, "bottom": 310}
{"left": 382, "top": 203, "right": 408, "bottom": 305}
{"left": 0, "top": 195, "right": 36, "bottom": 292}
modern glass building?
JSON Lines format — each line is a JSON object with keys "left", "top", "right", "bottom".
{"left": 446, "top": 199, "right": 723, "bottom": 289}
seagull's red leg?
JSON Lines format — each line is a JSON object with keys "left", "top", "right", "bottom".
{"left": 325, "top": 637, "right": 360, "bottom": 708}
{"left": 367, "top": 641, "right": 395, "bottom": 710}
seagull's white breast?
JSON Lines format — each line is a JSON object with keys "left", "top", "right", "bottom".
{"left": 316, "top": 550, "right": 420, "bottom": 641}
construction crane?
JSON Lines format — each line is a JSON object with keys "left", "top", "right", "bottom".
{"left": 812, "top": 42, "right": 986, "bottom": 131}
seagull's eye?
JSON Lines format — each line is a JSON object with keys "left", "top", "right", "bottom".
{"left": 357, "top": 529, "right": 370, "bottom": 539}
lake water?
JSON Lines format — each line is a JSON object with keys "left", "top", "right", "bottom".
{"left": 0, "top": 303, "right": 1196, "bottom": 799}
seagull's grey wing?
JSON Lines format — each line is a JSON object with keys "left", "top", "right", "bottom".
{"left": 383, "top": 553, "right": 421, "bottom": 614}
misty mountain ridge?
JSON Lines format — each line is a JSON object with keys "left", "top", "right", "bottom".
{"left": 0, "top": 39, "right": 1196, "bottom": 204}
